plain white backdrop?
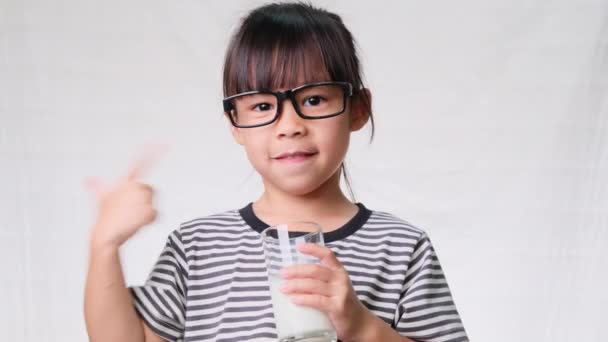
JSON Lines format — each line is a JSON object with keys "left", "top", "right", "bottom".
{"left": 1, "top": 0, "right": 607, "bottom": 341}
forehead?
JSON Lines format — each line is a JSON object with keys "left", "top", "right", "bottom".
{"left": 269, "top": 74, "right": 332, "bottom": 92}
{"left": 250, "top": 50, "right": 331, "bottom": 91}
{"left": 227, "top": 34, "right": 335, "bottom": 94}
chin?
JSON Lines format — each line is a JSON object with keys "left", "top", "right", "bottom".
{"left": 271, "top": 177, "right": 327, "bottom": 196}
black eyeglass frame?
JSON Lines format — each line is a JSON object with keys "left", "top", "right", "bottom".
{"left": 222, "top": 81, "right": 353, "bottom": 128}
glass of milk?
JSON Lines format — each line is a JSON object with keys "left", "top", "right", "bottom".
{"left": 261, "top": 222, "right": 337, "bottom": 342}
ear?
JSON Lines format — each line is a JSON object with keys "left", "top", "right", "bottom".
{"left": 349, "top": 88, "right": 372, "bottom": 132}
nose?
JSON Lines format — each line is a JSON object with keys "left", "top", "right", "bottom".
{"left": 275, "top": 99, "right": 307, "bottom": 138}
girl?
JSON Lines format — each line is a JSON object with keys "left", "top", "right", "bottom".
{"left": 84, "top": 2, "right": 468, "bottom": 342}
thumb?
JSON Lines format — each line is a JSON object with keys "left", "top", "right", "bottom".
{"left": 84, "top": 177, "right": 107, "bottom": 200}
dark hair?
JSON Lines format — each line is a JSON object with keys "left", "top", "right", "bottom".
{"left": 222, "top": 2, "right": 373, "bottom": 200}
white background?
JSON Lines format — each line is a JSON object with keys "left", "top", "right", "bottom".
{"left": 1, "top": 0, "right": 606, "bottom": 341}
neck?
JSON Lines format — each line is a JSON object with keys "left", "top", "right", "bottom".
{"left": 253, "top": 170, "right": 358, "bottom": 231}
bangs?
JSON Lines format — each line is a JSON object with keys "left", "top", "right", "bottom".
{"left": 224, "top": 25, "right": 331, "bottom": 96}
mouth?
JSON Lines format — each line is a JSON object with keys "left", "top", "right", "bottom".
{"left": 272, "top": 150, "right": 318, "bottom": 162}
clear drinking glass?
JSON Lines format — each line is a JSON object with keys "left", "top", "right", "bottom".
{"left": 261, "top": 222, "right": 337, "bottom": 342}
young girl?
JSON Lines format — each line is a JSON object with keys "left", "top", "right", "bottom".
{"left": 84, "top": 2, "right": 467, "bottom": 342}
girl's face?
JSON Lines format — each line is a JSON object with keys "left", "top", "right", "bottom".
{"left": 230, "top": 83, "right": 370, "bottom": 196}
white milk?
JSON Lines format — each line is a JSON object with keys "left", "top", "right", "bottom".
{"left": 269, "top": 276, "right": 336, "bottom": 341}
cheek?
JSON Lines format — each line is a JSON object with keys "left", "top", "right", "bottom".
{"left": 318, "top": 119, "right": 351, "bottom": 157}
{"left": 241, "top": 132, "right": 270, "bottom": 164}
{"left": 331, "top": 114, "right": 352, "bottom": 137}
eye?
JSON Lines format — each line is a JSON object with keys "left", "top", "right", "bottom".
{"left": 304, "top": 96, "right": 324, "bottom": 106}
{"left": 253, "top": 102, "right": 274, "bottom": 111}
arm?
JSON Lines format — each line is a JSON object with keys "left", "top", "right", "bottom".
{"left": 83, "top": 151, "right": 167, "bottom": 342}
{"left": 85, "top": 243, "right": 144, "bottom": 342}
{"left": 356, "top": 313, "right": 414, "bottom": 342}
{"left": 84, "top": 242, "right": 164, "bottom": 342}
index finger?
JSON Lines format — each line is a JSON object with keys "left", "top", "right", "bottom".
{"left": 297, "top": 243, "right": 341, "bottom": 270}
{"left": 280, "top": 263, "right": 333, "bottom": 282}
{"left": 126, "top": 143, "right": 170, "bottom": 180}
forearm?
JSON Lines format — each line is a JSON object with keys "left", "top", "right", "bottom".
{"left": 355, "top": 313, "right": 413, "bottom": 342}
{"left": 84, "top": 242, "right": 145, "bottom": 342}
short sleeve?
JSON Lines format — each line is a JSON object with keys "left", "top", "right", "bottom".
{"left": 394, "top": 232, "right": 468, "bottom": 342}
{"left": 130, "top": 229, "right": 188, "bottom": 342}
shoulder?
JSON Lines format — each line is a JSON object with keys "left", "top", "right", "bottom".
{"left": 364, "top": 207, "right": 428, "bottom": 241}
{"left": 172, "top": 208, "right": 250, "bottom": 241}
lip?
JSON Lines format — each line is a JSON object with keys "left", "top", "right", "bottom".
{"left": 272, "top": 149, "right": 318, "bottom": 161}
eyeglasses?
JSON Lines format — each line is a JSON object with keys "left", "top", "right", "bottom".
{"left": 222, "top": 81, "right": 353, "bottom": 128}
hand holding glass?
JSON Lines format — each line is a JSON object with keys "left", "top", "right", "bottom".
{"left": 261, "top": 222, "right": 337, "bottom": 342}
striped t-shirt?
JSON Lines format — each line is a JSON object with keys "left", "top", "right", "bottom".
{"left": 130, "top": 203, "right": 468, "bottom": 342}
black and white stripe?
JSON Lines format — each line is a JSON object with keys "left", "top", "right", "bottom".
{"left": 130, "top": 203, "right": 467, "bottom": 341}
